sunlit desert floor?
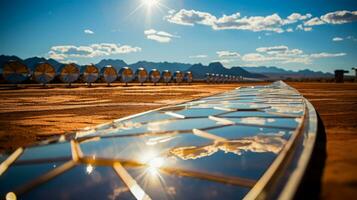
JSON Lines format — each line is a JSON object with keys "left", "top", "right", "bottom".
{"left": 0, "top": 82, "right": 356, "bottom": 199}
{"left": 288, "top": 82, "right": 357, "bottom": 200}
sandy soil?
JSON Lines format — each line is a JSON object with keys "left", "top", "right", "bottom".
{"left": 288, "top": 82, "right": 357, "bottom": 200}
{"left": 0, "top": 82, "right": 356, "bottom": 199}
{"left": 0, "top": 83, "right": 257, "bottom": 151}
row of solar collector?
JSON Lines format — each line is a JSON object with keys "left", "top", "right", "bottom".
{"left": 1, "top": 60, "right": 193, "bottom": 85}
{"left": 205, "top": 73, "right": 251, "bottom": 83}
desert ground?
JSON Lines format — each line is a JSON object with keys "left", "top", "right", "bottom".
{"left": 0, "top": 82, "right": 356, "bottom": 199}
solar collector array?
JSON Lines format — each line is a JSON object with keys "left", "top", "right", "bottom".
{"left": 1, "top": 61, "right": 196, "bottom": 86}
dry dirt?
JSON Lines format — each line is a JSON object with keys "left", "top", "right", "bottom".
{"left": 0, "top": 82, "right": 356, "bottom": 199}
{"left": 0, "top": 83, "right": 254, "bottom": 151}
{"left": 288, "top": 82, "right": 357, "bottom": 200}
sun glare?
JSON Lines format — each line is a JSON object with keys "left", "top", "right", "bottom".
{"left": 143, "top": 0, "right": 159, "bottom": 7}
{"left": 148, "top": 157, "right": 164, "bottom": 168}
{"left": 86, "top": 165, "right": 94, "bottom": 174}
{"left": 147, "top": 157, "right": 164, "bottom": 175}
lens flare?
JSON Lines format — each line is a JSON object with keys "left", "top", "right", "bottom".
{"left": 147, "top": 157, "right": 164, "bottom": 175}
{"left": 86, "top": 165, "right": 94, "bottom": 174}
{"left": 148, "top": 157, "right": 164, "bottom": 168}
{"left": 143, "top": 0, "right": 158, "bottom": 7}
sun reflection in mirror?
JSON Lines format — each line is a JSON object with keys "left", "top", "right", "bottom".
{"left": 86, "top": 164, "right": 94, "bottom": 174}
{"left": 147, "top": 157, "right": 164, "bottom": 175}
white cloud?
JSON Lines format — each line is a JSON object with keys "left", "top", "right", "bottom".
{"left": 241, "top": 45, "right": 346, "bottom": 64}
{"left": 303, "top": 27, "right": 312, "bottom": 31}
{"left": 144, "top": 29, "right": 178, "bottom": 43}
{"left": 347, "top": 35, "right": 357, "bottom": 41}
{"left": 48, "top": 50, "right": 66, "bottom": 60}
{"left": 296, "top": 24, "right": 312, "bottom": 31}
{"left": 61, "top": 60, "right": 78, "bottom": 64}
{"left": 48, "top": 43, "right": 141, "bottom": 60}
{"left": 147, "top": 34, "right": 171, "bottom": 43}
{"left": 166, "top": 9, "right": 357, "bottom": 33}
{"left": 332, "top": 37, "right": 344, "bottom": 42}
{"left": 165, "top": 9, "right": 312, "bottom": 33}
{"left": 256, "top": 45, "right": 288, "bottom": 53}
{"left": 164, "top": 9, "right": 216, "bottom": 26}
{"left": 284, "top": 13, "right": 312, "bottom": 24}
{"left": 216, "top": 51, "right": 240, "bottom": 58}
{"left": 242, "top": 53, "right": 272, "bottom": 62}
{"left": 304, "top": 17, "right": 325, "bottom": 26}
{"left": 321, "top": 10, "right": 357, "bottom": 24}
{"left": 84, "top": 29, "right": 94, "bottom": 34}
{"left": 144, "top": 29, "right": 156, "bottom": 35}
{"left": 214, "top": 13, "right": 285, "bottom": 33}
{"left": 211, "top": 59, "right": 234, "bottom": 64}
{"left": 331, "top": 36, "right": 357, "bottom": 42}
{"left": 310, "top": 52, "right": 346, "bottom": 58}
{"left": 305, "top": 10, "right": 357, "bottom": 26}
{"left": 189, "top": 55, "right": 208, "bottom": 58}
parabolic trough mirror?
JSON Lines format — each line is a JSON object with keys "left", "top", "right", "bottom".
{"left": 2, "top": 60, "right": 29, "bottom": 84}
{"left": 119, "top": 67, "right": 134, "bottom": 86}
{"left": 162, "top": 70, "right": 172, "bottom": 85}
{"left": 100, "top": 65, "right": 118, "bottom": 86}
{"left": 0, "top": 81, "right": 319, "bottom": 200}
{"left": 149, "top": 69, "right": 161, "bottom": 85}
{"left": 81, "top": 64, "right": 99, "bottom": 86}
{"left": 135, "top": 67, "right": 148, "bottom": 85}
{"left": 58, "top": 63, "right": 80, "bottom": 86}
{"left": 33, "top": 63, "right": 56, "bottom": 85}
{"left": 185, "top": 71, "right": 193, "bottom": 84}
{"left": 174, "top": 71, "right": 184, "bottom": 83}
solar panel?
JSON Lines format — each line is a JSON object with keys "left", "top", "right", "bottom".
{"left": 0, "top": 81, "right": 318, "bottom": 200}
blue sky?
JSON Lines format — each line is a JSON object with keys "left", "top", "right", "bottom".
{"left": 0, "top": 0, "right": 356, "bottom": 73}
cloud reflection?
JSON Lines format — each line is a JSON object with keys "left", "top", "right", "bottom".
{"left": 146, "top": 134, "right": 177, "bottom": 145}
{"left": 170, "top": 135, "right": 286, "bottom": 160}
{"left": 239, "top": 117, "right": 276, "bottom": 125}
{"left": 114, "top": 121, "right": 142, "bottom": 130}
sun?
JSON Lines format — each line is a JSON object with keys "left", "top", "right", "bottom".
{"left": 142, "top": 0, "right": 159, "bottom": 7}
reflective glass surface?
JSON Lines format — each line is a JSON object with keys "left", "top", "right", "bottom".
{"left": 0, "top": 81, "right": 307, "bottom": 200}
{"left": 22, "top": 166, "right": 134, "bottom": 200}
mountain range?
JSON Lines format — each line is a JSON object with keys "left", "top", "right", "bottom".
{"left": 242, "top": 66, "right": 333, "bottom": 79}
{"left": 0, "top": 55, "right": 334, "bottom": 79}
{"left": 189, "top": 62, "right": 265, "bottom": 79}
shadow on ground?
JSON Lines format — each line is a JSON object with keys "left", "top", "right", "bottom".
{"left": 295, "top": 112, "right": 327, "bottom": 200}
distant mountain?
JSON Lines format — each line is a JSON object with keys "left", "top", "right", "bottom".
{"left": 242, "top": 66, "right": 333, "bottom": 79}
{"left": 23, "top": 57, "right": 63, "bottom": 70}
{"left": 230, "top": 66, "right": 266, "bottom": 78}
{"left": 96, "top": 59, "right": 128, "bottom": 71}
{"left": 129, "top": 61, "right": 192, "bottom": 72}
{"left": 188, "top": 62, "right": 265, "bottom": 79}
{"left": 242, "top": 66, "right": 292, "bottom": 74}
{"left": 0, "top": 55, "right": 22, "bottom": 68}
{"left": 1, "top": 54, "right": 335, "bottom": 80}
